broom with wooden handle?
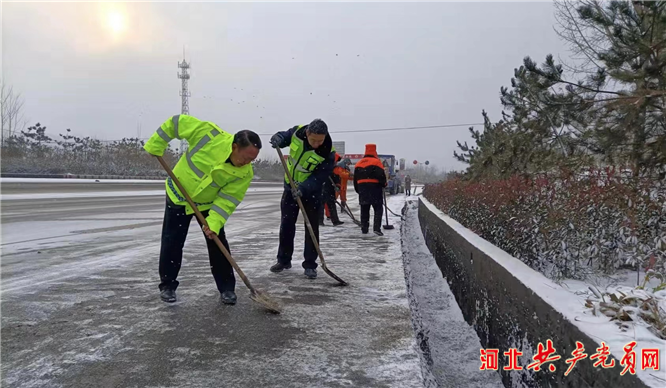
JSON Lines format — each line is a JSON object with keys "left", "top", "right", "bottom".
{"left": 156, "top": 156, "right": 282, "bottom": 314}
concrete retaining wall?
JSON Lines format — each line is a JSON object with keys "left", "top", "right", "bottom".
{"left": 417, "top": 198, "right": 649, "bottom": 388}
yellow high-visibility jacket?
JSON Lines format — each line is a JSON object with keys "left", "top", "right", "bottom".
{"left": 144, "top": 114, "right": 253, "bottom": 234}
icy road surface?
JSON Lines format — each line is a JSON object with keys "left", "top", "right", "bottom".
{"left": 1, "top": 181, "right": 423, "bottom": 387}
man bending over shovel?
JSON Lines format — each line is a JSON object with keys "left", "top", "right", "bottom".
{"left": 144, "top": 114, "right": 261, "bottom": 304}
{"left": 269, "top": 119, "right": 335, "bottom": 279}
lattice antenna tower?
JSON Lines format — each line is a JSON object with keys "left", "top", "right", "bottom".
{"left": 177, "top": 50, "right": 191, "bottom": 153}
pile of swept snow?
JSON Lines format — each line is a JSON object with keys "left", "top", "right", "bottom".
{"left": 401, "top": 199, "right": 504, "bottom": 388}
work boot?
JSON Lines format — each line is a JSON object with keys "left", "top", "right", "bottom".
{"left": 374, "top": 229, "right": 384, "bottom": 236}
{"left": 221, "top": 291, "right": 237, "bottom": 305}
{"left": 332, "top": 220, "right": 345, "bottom": 226}
{"left": 270, "top": 262, "right": 292, "bottom": 273}
{"left": 304, "top": 268, "right": 317, "bottom": 279}
{"left": 160, "top": 289, "right": 177, "bottom": 303}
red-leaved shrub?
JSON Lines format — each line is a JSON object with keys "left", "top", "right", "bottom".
{"left": 423, "top": 168, "right": 666, "bottom": 280}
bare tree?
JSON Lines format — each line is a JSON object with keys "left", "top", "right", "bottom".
{"left": 554, "top": 0, "right": 609, "bottom": 75}
{"left": 1, "top": 82, "right": 28, "bottom": 145}
{"left": 552, "top": 0, "right": 666, "bottom": 174}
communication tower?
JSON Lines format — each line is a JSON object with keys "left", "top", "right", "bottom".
{"left": 177, "top": 54, "right": 191, "bottom": 153}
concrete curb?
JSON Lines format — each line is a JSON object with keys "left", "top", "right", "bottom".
{"left": 417, "top": 198, "right": 650, "bottom": 388}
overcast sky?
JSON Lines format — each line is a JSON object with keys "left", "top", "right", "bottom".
{"left": 3, "top": 1, "right": 568, "bottom": 171}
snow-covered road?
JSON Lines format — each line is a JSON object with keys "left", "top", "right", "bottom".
{"left": 1, "top": 182, "right": 426, "bottom": 387}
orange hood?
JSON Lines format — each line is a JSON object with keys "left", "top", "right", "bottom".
{"left": 364, "top": 144, "right": 378, "bottom": 157}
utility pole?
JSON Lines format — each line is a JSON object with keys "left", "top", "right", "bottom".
{"left": 177, "top": 50, "right": 191, "bottom": 155}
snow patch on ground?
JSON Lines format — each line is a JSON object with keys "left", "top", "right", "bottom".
{"left": 420, "top": 197, "right": 666, "bottom": 388}
{"left": 401, "top": 198, "right": 505, "bottom": 388}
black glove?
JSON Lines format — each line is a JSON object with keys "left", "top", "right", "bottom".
{"left": 270, "top": 133, "right": 284, "bottom": 148}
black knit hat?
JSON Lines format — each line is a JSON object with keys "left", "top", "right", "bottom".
{"left": 307, "top": 119, "right": 328, "bottom": 135}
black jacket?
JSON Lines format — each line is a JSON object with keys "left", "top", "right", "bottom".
{"left": 353, "top": 154, "right": 387, "bottom": 205}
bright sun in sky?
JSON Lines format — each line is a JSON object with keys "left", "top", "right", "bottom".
{"left": 106, "top": 10, "right": 126, "bottom": 35}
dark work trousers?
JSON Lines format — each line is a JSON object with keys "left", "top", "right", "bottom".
{"left": 158, "top": 196, "right": 235, "bottom": 293}
{"left": 319, "top": 186, "right": 340, "bottom": 223}
{"left": 360, "top": 203, "right": 383, "bottom": 232}
{"left": 277, "top": 189, "right": 321, "bottom": 269}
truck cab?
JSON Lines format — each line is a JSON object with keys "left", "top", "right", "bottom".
{"left": 344, "top": 153, "right": 403, "bottom": 195}
{"left": 378, "top": 154, "right": 402, "bottom": 195}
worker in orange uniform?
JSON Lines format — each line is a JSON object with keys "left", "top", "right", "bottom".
{"left": 325, "top": 156, "right": 353, "bottom": 219}
{"left": 320, "top": 153, "right": 344, "bottom": 226}
{"left": 353, "top": 144, "right": 387, "bottom": 235}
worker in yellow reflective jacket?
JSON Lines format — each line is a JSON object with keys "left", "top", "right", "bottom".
{"left": 269, "top": 119, "right": 335, "bottom": 279}
{"left": 144, "top": 114, "right": 261, "bottom": 304}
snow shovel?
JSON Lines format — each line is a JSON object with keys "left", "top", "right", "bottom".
{"left": 156, "top": 156, "right": 282, "bottom": 314}
{"left": 275, "top": 147, "right": 348, "bottom": 286}
{"left": 382, "top": 190, "right": 395, "bottom": 230}
{"left": 336, "top": 200, "right": 361, "bottom": 226}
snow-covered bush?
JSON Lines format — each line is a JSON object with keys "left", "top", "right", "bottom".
{"left": 423, "top": 168, "right": 666, "bottom": 281}
{"left": 586, "top": 270, "right": 666, "bottom": 339}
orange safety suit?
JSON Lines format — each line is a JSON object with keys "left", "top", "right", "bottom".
{"left": 325, "top": 154, "right": 352, "bottom": 218}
